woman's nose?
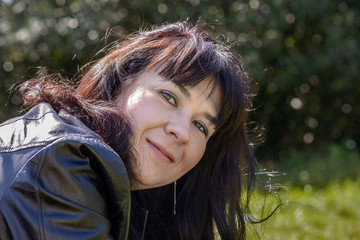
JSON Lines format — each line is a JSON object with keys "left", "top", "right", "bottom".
{"left": 164, "top": 116, "right": 190, "bottom": 144}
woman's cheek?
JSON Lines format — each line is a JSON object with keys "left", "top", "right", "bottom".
{"left": 189, "top": 143, "right": 207, "bottom": 167}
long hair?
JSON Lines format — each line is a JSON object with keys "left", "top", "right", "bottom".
{"left": 20, "top": 22, "right": 258, "bottom": 240}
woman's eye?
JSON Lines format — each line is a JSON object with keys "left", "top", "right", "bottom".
{"left": 160, "top": 90, "right": 178, "bottom": 106}
{"left": 193, "top": 120, "right": 208, "bottom": 136}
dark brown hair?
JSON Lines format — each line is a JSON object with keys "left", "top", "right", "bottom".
{"left": 20, "top": 22, "right": 258, "bottom": 240}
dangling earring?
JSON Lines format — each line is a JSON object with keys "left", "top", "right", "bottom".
{"left": 173, "top": 181, "right": 177, "bottom": 216}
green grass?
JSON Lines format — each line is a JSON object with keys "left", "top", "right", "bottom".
{"left": 246, "top": 177, "right": 360, "bottom": 239}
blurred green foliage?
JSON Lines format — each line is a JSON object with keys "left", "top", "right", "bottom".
{"left": 0, "top": 0, "right": 359, "bottom": 164}
{"left": 247, "top": 177, "right": 360, "bottom": 239}
{"left": 276, "top": 141, "right": 360, "bottom": 187}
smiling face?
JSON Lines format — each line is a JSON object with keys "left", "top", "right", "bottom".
{"left": 117, "top": 70, "right": 221, "bottom": 190}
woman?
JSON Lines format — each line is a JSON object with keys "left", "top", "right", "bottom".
{"left": 0, "top": 22, "right": 258, "bottom": 239}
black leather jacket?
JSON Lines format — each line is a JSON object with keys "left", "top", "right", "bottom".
{"left": 0, "top": 103, "right": 131, "bottom": 239}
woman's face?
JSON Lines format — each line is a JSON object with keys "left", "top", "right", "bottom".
{"left": 117, "top": 70, "right": 221, "bottom": 190}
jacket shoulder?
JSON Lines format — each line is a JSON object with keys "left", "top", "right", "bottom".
{"left": 39, "top": 135, "right": 130, "bottom": 239}
{"left": 0, "top": 103, "right": 101, "bottom": 152}
{"left": 0, "top": 135, "right": 130, "bottom": 239}
{"left": 0, "top": 103, "right": 130, "bottom": 239}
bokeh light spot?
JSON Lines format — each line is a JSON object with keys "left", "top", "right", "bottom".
{"left": 299, "top": 170, "right": 310, "bottom": 181}
{"left": 266, "top": 29, "right": 279, "bottom": 39}
{"left": 88, "top": 30, "right": 99, "bottom": 40}
{"left": 3, "top": 61, "right": 14, "bottom": 72}
{"left": 307, "top": 117, "right": 318, "bottom": 129}
{"left": 300, "top": 83, "right": 310, "bottom": 94}
{"left": 309, "top": 75, "right": 320, "bottom": 85}
{"left": 303, "top": 132, "right": 314, "bottom": 144}
{"left": 338, "top": 2, "right": 348, "bottom": 12}
{"left": 208, "top": 5, "right": 217, "bottom": 15}
{"left": 303, "top": 184, "right": 312, "bottom": 193}
{"left": 190, "top": 0, "right": 200, "bottom": 7}
{"left": 284, "top": 37, "right": 295, "bottom": 48}
{"left": 68, "top": 18, "right": 79, "bottom": 29}
{"left": 249, "top": 0, "right": 260, "bottom": 9}
{"left": 312, "top": 34, "right": 322, "bottom": 44}
{"left": 341, "top": 103, "right": 352, "bottom": 114}
{"left": 56, "top": 0, "right": 65, "bottom": 6}
{"left": 158, "top": 3, "right": 168, "bottom": 14}
{"left": 285, "top": 13, "right": 296, "bottom": 24}
{"left": 260, "top": 4, "right": 270, "bottom": 14}
{"left": 13, "top": 2, "right": 25, "bottom": 14}
{"left": 346, "top": 139, "right": 357, "bottom": 149}
{"left": 290, "top": 97, "right": 303, "bottom": 110}
{"left": 252, "top": 39, "right": 262, "bottom": 48}
{"left": 75, "top": 40, "right": 85, "bottom": 50}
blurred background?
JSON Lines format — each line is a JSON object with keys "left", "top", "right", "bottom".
{"left": 1, "top": 0, "right": 359, "bottom": 238}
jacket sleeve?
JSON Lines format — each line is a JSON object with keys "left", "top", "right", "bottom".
{"left": 35, "top": 136, "right": 131, "bottom": 240}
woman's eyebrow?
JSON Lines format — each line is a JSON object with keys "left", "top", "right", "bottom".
{"left": 204, "top": 113, "right": 217, "bottom": 126}
{"left": 175, "top": 84, "right": 217, "bottom": 125}
{"left": 177, "top": 85, "right": 190, "bottom": 98}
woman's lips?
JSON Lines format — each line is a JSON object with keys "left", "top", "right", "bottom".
{"left": 146, "top": 138, "right": 175, "bottom": 163}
